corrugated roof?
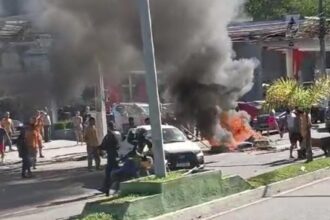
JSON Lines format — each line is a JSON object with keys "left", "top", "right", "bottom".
{"left": 228, "top": 17, "right": 330, "bottom": 42}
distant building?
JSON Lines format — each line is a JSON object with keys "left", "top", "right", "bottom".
{"left": 228, "top": 17, "right": 330, "bottom": 101}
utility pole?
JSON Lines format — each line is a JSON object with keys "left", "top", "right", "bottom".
{"left": 95, "top": 57, "right": 107, "bottom": 144}
{"left": 319, "top": 0, "right": 327, "bottom": 75}
{"left": 136, "top": 0, "right": 166, "bottom": 177}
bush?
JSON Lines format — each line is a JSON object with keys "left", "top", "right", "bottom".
{"left": 81, "top": 213, "right": 113, "bottom": 220}
{"left": 53, "top": 121, "right": 73, "bottom": 130}
{"left": 54, "top": 122, "right": 66, "bottom": 130}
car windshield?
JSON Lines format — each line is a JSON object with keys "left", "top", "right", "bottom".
{"left": 147, "top": 127, "right": 186, "bottom": 143}
{"left": 139, "top": 105, "right": 150, "bottom": 115}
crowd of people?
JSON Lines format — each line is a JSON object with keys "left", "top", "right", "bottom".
{"left": 276, "top": 108, "right": 312, "bottom": 159}
{"left": 0, "top": 110, "right": 52, "bottom": 178}
{"left": 76, "top": 114, "right": 153, "bottom": 196}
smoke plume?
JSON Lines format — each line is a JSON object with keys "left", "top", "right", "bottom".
{"left": 24, "top": 0, "right": 256, "bottom": 140}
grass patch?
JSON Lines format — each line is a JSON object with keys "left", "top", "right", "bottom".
{"left": 248, "top": 158, "right": 330, "bottom": 188}
{"left": 137, "top": 170, "right": 185, "bottom": 183}
{"left": 75, "top": 213, "right": 113, "bottom": 220}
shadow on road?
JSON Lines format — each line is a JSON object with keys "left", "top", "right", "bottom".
{"left": 0, "top": 166, "right": 104, "bottom": 215}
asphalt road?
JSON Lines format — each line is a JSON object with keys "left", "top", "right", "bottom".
{"left": 0, "top": 132, "right": 327, "bottom": 220}
{"left": 213, "top": 177, "right": 330, "bottom": 220}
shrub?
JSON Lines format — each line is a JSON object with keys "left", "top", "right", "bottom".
{"left": 81, "top": 213, "right": 113, "bottom": 220}
{"left": 53, "top": 121, "right": 73, "bottom": 130}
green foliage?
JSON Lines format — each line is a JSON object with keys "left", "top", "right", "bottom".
{"left": 265, "top": 77, "right": 330, "bottom": 111}
{"left": 138, "top": 171, "right": 185, "bottom": 183}
{"left": 248, "top": 158, "right": 330, "bottom": 188}
{"left": 246, "top": 0, "right": 330, "bottom": 21}
{"left": 53, "top": 121, "right": 73, "bottom": 130}
{"left": 80, "top": 213, "right": 113, "bottom": 220}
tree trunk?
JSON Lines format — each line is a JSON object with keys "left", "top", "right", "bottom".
{"left": 304, "top": 113, "right": 313, "bottom": 162}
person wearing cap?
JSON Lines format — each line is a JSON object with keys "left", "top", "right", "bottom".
{"left": 99, "top": 121, "right": 120, "bottom": 196}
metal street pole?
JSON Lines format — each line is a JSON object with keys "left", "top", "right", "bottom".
{"left": 95, "top": 57, "right": 107, "bottom": 144}
{"left": 136, "top": 0, "right": 166, "bottom": 177}
{"left": 319, "top": 0, "right": 327, "bottom": 75}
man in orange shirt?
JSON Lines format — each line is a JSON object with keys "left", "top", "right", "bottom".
{"left": 25, "top": 117, "right": 39, "bottom": 169}
{"left": 1, "top": 112, "right": 14, "bottom": 151}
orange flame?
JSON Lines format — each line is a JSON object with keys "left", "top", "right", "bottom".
{"left": 209, "top": 111, "right": 261, "bottom": 151}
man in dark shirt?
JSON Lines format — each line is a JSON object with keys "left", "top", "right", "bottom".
{"left": 17, "top": 126, "right": 32, "bottom": 178}
{"left": 99, "top": 122, "right": 119, "bottom": 196}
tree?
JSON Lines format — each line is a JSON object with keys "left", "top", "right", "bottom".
{"left": 246, "top": 0, "right": 330, "bottom": 21}
{"left": 265, "top": 77, "right": 330, "bottom": 162}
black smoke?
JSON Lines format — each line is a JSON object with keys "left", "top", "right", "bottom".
{"left": 23, "top": 0, "right": 256, "bottom": 139}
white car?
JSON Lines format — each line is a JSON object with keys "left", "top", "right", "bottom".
{"left": 118, "top": 125, "right": 204, "bottom": 170}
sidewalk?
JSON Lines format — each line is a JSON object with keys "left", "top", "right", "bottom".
{"left": 2, "top": 140, "right": 87, "bottom": 165}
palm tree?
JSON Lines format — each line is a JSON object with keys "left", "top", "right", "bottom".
{"left": 265, "top": 77, "right": 330, "bottom": 162}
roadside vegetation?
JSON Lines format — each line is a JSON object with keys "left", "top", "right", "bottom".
{"left": 248, "top": 157, "right": 330, "bottom": 188}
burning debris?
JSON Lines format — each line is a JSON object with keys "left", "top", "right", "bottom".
{"left": 207, "top": 110, "right": 270, "bottom": 151}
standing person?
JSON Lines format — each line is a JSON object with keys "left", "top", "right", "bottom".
{"left": 72, "top": 111, "right": 84, "bottom": 145}
{"left": 0, "top": 124, "right": 9, "bottom": 163}
{"left": 128, "top": 117, "right": 136, "bottom": 129}
{"left": 25, "top": 117, "right": 39, "bottom": 169}
{"left": 17, "top": 126, "right": 32, "bottom": 178}
{"left": 35, "top": 111, "right": 44, "bottom": 158}
{"left": 84, "top": 117, "right": 101, "bottom": 171}
{"left": 286, "top": 110, "right": 302, "bottom": 159}
{"left": 144, "top": 117, "right": 150, "bottom": 125}
{"left": 41, "top": 111, "right": 52, "bottom": 143}
{"left": 299, "top": 111, "right": 312, "bottom": 160}
{"left": 267, "top": 110, "right": 282, "bottom": 138}
{"left": 1, "top": 112, "right": 14, "bottom": 151}
{"left": 99, "top": 122, "right": 120, "bottom": 196}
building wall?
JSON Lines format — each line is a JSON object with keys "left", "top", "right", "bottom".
{"left": 261, "top": 48, "right": 286, "bottom": 83}
{"left": 233, "top": 42, "right": 263, "bottom": 101}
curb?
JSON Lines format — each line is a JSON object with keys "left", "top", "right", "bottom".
{"left": 151, "top": 167, "right": 330, "bottom": 220}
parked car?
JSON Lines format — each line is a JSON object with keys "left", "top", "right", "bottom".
{"left": 237, "top": 101, "right": 264, "bottom": 120}
{"left": 311, "top": 104, "right": 326, "bottom": 124}
{"left": 252, "top": 111, "right": 286, "bottom": 133}
{"left": 112, "top": 103, "right": 149, "bottom": 133}
{"left": 118, "top": 125, "right": 204, "bottom": 170}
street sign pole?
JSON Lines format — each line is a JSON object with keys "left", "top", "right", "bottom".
{"left": 319, "top": 0, "right": 327, "bottom": 75}
{"left": 136, "top": 0, "right": 166, "bottom": 177}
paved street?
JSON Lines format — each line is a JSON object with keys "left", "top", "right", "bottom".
{"left": 0, "top": 129, "right": 328, "bottom": 220}
{"left": 213, "top": 177, "right": 330, "bottom": 220}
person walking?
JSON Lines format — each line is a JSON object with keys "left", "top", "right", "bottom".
{"left": 84, "top": 117, "right": 101, "bottom": 171}
{"left": 35, "top": 111, "right": 44, "bottom": 158}
{"left": 286, "top": 109, "right": 302, "bottom": 159}
{"left": 17, "top": 126, "right": 32, "bottom": 178}
{"left": 0, "top": 124, "right": 9, "bottom": 164}
{"left": 41, "top": 111, "right": 52, "bottom": 143}
{"left": 99, "top": 122, "right": 120, "bottom": 196}
{"left": 25, "top": 117, "right": 39, "bottom": 170}
{"left": 267, "top": 110, "right": 282, "bottom": 138}
{"left": 72, "top": 111, "right": 84, "bottom": 145}
{"left": 1, "top": 112, "right": 14, "bottom": 151}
